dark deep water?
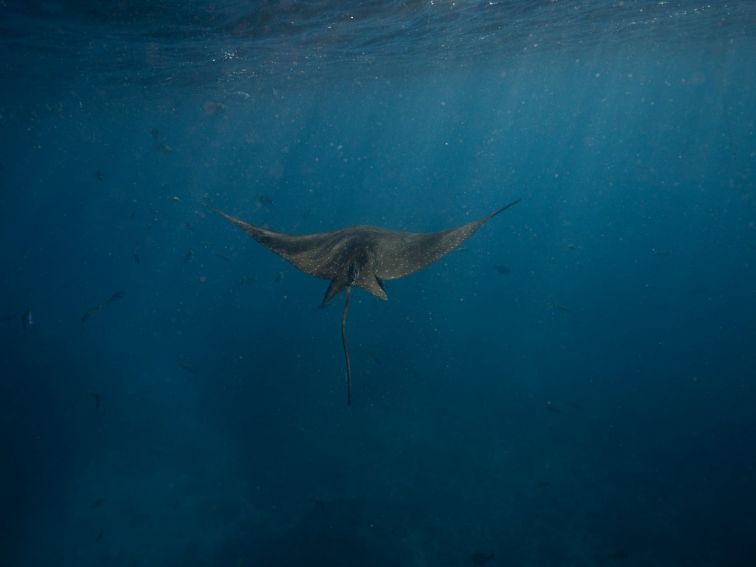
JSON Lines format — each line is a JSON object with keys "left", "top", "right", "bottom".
{"left": 2, "top": 1, "right": 756, "bottom": 566}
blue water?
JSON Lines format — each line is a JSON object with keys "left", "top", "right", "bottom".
{"left": 2, "top": 2, "right": 756, "bottom": 565}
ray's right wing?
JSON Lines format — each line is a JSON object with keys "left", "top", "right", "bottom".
{"left": 373, "top": 201, "right": 520, "bottom": 280}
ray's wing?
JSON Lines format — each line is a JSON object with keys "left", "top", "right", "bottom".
{"left": 214, "top": 209, "right": 340, "bottom": 279}
{"left": 373, "top": 200, "right": 520, "bottom": 280}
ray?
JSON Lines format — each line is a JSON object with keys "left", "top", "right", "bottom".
{"left": 215, "top": 199, "right": 520, "bottom": 404}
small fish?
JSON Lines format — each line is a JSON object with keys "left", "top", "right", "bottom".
{"left": 255, "top": 193, "right": 273, "bottom": 209}
{"left": 90, "top": 497, "right": 107, "bottom": 509}
{"left": 168, "top": 195, "right": 181, "bottom": 203}
{"left": 96, "top": 528, "right": 104, "bottom": 542}
{"left": 545, "top": 401, "right": 561, "bottom": 413}
{"left": 177, "top": 359, "right": 199, "bottom": 375}
{"left": 215, "top": 252, "right": 231, "bottom": 262}
{"left": 133, "top": 248, "right": 141, "bottom": 265}
{"left": 471, "top": 551, "right": 495, "bottom": 566}
{"left": 95, "top": 170, "right": 104, "bottom": 182}
{"left": 183, "top": 249, "right": 194, "bottom": 263}
{"left": 494, "top": 264, "right": 511, "bottom": 275}
{"left": 106, "top": 290, "right": 126, "bottom": 305}
{"left": 91, "top": 392, "right": 101, "bottom": 409}
{"left": 203, "top": 100, "right": 225, "bottom": 115}
{"left": 156, "top": 142, "right": 173, "bottom": 154}
{"left": 240, "top": 275, "right": 256, "bottom": 286}
{"left": 81, "top": 305, "right": 100, "bottom": 324}
{"left": 82, "top": 291, "right": 125, "bottom": 324}
{"left": 275, "top": 271, "right": 285, "bottom": 283}
{"left": 129, "top": 210, "right": 136, "bottom": 220}
{"left": 551, "top": 302, "right": 570, "bottom": 313}
{"left": 21, "top": 307, "right": 33, "bottom": 328}
{"left": 151, "top": 127, "right": 161, "bottom": 140}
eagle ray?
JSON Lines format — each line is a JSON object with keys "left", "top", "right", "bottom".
{"left": 215, "top": 199, "right": 520, "bottom": 405}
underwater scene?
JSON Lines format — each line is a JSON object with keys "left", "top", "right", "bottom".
{"left": 1, "top": 1, "right": 755, "bottom": 565}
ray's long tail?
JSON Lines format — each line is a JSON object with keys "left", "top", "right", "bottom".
{"left": 341, "top": 286, "right": 353, "bottom": 406}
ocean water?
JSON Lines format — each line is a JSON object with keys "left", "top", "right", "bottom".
{"left": 1, "top": 1, "right": 756, "bottom": 565}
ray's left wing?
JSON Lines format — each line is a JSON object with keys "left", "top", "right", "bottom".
{"left": 214, "top": 209, "right": 341, "bottom": 279}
